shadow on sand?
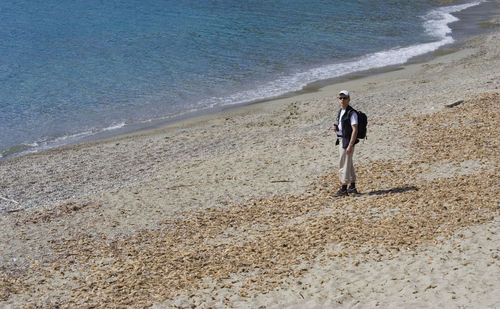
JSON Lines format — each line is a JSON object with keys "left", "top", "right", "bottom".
{"left": 367, "top": 186, "right": 419, "bottom": 196}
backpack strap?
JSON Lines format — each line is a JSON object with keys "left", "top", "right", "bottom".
{"left": 337, "top": 106, "right": 354, "bottom": 123}
{"left": 347, "top": 107, "right": 356, "bottom": 118}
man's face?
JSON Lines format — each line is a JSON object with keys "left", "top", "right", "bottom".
{"left": 338, "top": 95, "right": 350, "bottom": 109}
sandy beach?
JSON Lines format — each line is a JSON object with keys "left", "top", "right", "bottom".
{"left": 1, "top": 22, "right": 499, "bottom": 308}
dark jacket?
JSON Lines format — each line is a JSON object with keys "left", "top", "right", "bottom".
{"left": 338, "top": 105, "right": 358, "bottom": 149}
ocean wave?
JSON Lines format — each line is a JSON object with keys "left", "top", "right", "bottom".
{"left": 423, "top": 0, "right": 484, "bottom": 39}
{"left": 1, "top": 122, "right": 127, "bottom": 160}
{"left": 198, "top": 0, "right": 484, "bottom": 110}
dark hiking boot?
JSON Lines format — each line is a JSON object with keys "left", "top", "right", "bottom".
{"left": 333, "top": 188, "right": 348, "bottom": 197}
{"left": 347, "top": 187, "right": 359, "bottom": 195}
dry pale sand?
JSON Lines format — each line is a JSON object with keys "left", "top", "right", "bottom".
{"left": 0, "top": 26, "right": 499, "bottom": 308}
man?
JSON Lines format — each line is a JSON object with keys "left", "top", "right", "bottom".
{"left": 333, "top": 90, "right": 359, "bottom": 197}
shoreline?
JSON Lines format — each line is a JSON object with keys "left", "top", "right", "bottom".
{"left": 0, "top": 39, "right": 478, "bottom": 163}
{"left": 1, "top": 0, "right": 497, "bottom": 162}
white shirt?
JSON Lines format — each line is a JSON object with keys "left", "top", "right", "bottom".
{"left": 338, "top": 109, "right": 358, "bottom": 136}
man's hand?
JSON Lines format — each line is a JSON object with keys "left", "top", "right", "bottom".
{"left": 347, "top": 124, "right": 358, "bottom": 154}
{"left": 346, "top": 144, "right": 354, "bottom": 154}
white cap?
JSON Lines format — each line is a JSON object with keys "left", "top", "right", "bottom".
{"left": 339, "top": 90, "right": 350, "bottom": 97}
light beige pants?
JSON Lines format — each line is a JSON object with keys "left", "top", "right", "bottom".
{"left": 338, "top": 143, "right": 356, "bottom": 185}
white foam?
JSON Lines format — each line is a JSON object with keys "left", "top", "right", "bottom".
{"left": 423, "top": 1, "right": 484, "bottom": 39}
{"left": 101, "top": 122, "right": 126, "bottom": 132}
{"left": 46, "top": 122, "right": 127, "bottom": 146}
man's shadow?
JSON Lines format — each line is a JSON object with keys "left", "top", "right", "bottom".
{"left": 366, "top": 186, "right": 418, "bottom": 196}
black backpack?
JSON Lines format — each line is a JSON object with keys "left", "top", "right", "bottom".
{"left": 337, "top": 108, "right": 368, "bottom": 139}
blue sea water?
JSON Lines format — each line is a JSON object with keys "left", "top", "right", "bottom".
{"left": 0, "top": 0, "right": 490, "bottom": 159}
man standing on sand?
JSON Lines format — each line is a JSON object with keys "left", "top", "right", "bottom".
{"left": 333, "top": 90, "right": 359, "bottom": 197}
